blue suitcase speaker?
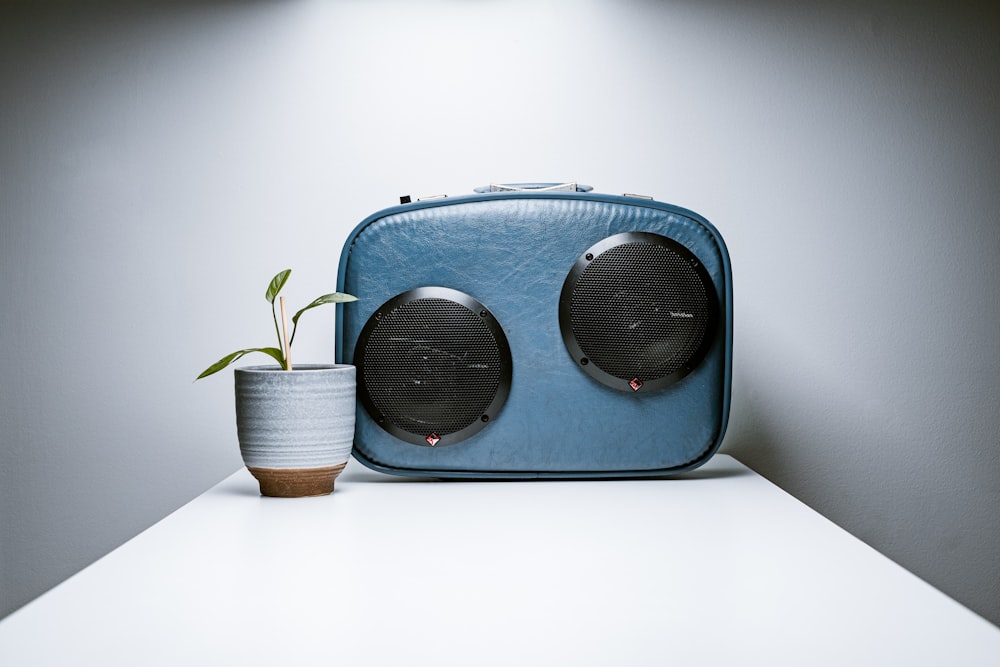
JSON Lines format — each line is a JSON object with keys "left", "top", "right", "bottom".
{"left": 335, "top": 183, "right": 733, "bottom": 478}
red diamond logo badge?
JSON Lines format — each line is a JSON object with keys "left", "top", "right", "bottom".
{"left": 630, "top": 378, "right": 644, "bottom": 392}
{"left": 426, "top": 433, "right": 441, "bottom": 447}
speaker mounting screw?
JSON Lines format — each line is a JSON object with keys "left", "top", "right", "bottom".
{"left": 580, "top": 358, "right": 589, "bottom": 366}
{"left": 479, "top": 310, "right": 487, "bottom": 318}
{"left": 480, "top": 415, "right": 490, "bottom": 423}
{"left": 585, "top": 253, "right": 594, "bottom": 261}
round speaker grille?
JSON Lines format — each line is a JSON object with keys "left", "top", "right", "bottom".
{"left": 559, "top": 232, "right": 717, "bottom": 392}
{"left": 354, "top": 287, "right": 512, "bottom": 447}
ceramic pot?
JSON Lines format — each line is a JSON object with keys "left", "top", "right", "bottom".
{"left": 234, "top": 364, "right": 356, "bottom": 497}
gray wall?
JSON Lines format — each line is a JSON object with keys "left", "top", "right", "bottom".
{"left": 2, "top": 0, "right": 998, "bottom": 627}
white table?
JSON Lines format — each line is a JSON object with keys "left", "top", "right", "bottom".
{"left": 1, "top": 454, "right": 998, "bottom": 666}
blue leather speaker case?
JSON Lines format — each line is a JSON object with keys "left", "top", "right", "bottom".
{"left": 336, "top": 188, "right": 732, "bottom": 478}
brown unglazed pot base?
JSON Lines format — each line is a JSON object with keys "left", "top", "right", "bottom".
{"left": 247, "top": 463, "right": 348, "bottom": 498}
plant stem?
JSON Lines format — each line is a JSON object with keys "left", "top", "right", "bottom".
{"left": 279, "top": 296, "right": 292, "bottom": 370}
{"left": 271, "top": 300, "right": 285, "bottom": 366}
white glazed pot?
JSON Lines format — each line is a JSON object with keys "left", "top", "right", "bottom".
{"left": 234, "top": 364, "right": 356, "bottom": 497}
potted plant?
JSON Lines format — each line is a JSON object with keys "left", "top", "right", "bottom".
{"left": 197, "top": 269, "right": 358, "bottom": 498}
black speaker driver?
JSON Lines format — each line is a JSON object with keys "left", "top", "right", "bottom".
{"left": 559, "top": 232, "right": 718, "bottom": 393}
{"left": 354, "top": 287, "right": 513, "bottom": 447}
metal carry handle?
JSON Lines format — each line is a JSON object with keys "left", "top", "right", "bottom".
{"left": 473, "top": 182, "right": 594, "bottom": 193}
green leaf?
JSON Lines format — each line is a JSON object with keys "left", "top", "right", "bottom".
{"left": 195, "top": 347, "right": 285, "bottom": 380}
{"left": 291, "top": 292, "right": 359, "bottom": 325}
{"left": 265, "top": 269, "right": 291, "bottom": 304}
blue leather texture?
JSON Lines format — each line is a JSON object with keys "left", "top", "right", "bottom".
{"left": 336, "top": 190, "right": 732, "bottom": 478}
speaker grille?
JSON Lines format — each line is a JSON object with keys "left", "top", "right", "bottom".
{"left": 355, "top": 287, "right": 512, "bottom": 446}
{"left": 559, "top": 232, "right": 717, "bottom": 392}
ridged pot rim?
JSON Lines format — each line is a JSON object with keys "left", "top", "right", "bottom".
{"left": 235, "top": 364, "right": 355, "bottom": 375}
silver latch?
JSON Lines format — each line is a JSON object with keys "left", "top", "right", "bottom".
{"left": 399, "top": 194, "right": 448, "bottom": 204}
